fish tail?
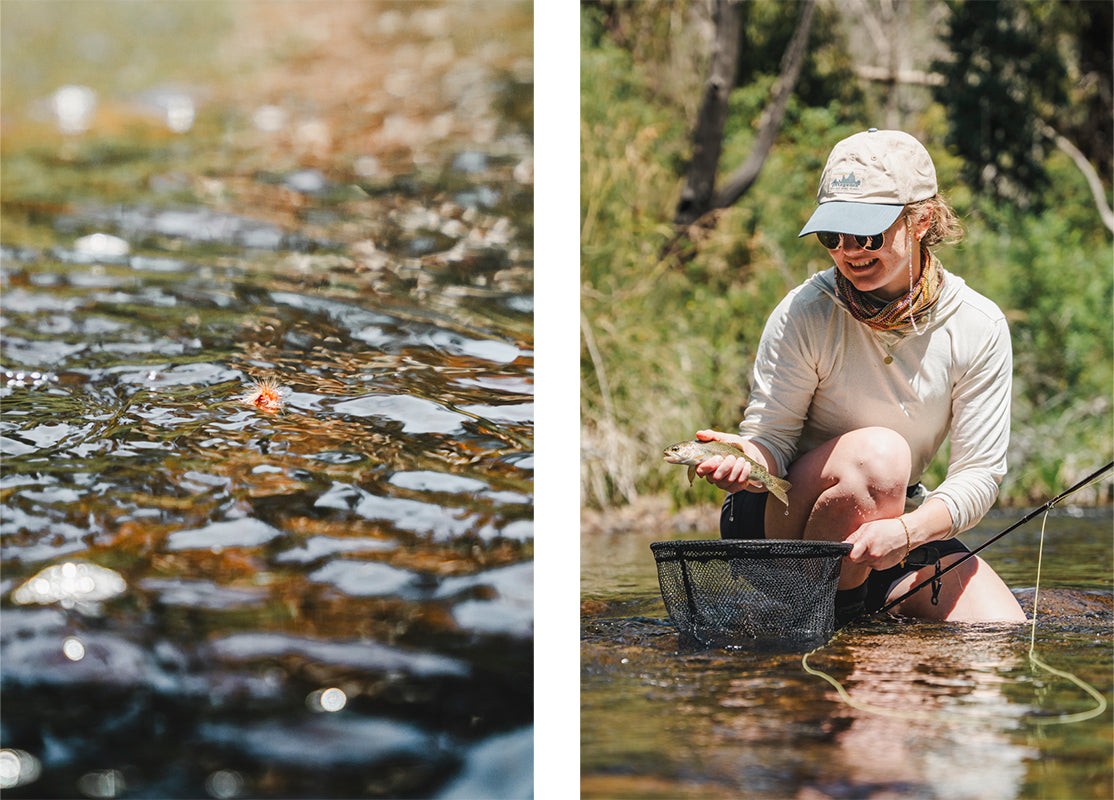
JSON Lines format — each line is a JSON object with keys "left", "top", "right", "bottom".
{"left": 766, "top": 475, "right": 792, "bottom": 507}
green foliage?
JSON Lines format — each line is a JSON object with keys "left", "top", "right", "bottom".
{"left": 932, "top": 0, "right": 1082, "bottom": 209}
{"left": 582, "top": 3, "right": 1113, "bottom": 509}
{"left": 951, "top": 153, "right": 1114, "bottom": 502}
{"left": 734, "top": 1, "right": 864, "bottom": 112}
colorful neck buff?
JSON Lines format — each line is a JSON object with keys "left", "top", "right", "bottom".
{"left": 835, "top": 248, "right": 944, "bottom": 333}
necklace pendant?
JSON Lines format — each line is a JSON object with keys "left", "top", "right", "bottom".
{"left": 883, "top": 355, "right": 894, "bottom": 364}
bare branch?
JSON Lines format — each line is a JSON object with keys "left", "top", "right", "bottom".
{"left": 854, "top": 65, "right": 945, "bottom": 86}
{"left": 711, "top": 0, "right": 817, "bottom": 210}
{"left": 1038, "top": 121, "right": 1114, "bottom": 233}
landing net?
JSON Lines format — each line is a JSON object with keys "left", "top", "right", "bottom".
{"left": 651, "top": 539, "right": 852, "bottom": 650}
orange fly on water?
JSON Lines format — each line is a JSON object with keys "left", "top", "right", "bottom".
{"left": 240, "top": 378, "right": 289, "bottom": 413}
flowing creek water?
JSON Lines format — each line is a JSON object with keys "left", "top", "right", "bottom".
{"left": 1, "top": 2, "right": 533, "bottom": 797}
{"left": 582, "top": 511, "right": 1113, "bottom": 800}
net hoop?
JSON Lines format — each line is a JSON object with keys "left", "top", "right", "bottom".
{"left": 651, "top": 539, "right": 853, "bottom": 561}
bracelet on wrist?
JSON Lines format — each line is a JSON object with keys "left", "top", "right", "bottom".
{"left": 898, "top": 516, "right": 912, "bottom": 567}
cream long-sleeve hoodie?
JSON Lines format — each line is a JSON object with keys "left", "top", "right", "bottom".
{"left": 739, "top": 265, "right": 1011, "bottom": 536}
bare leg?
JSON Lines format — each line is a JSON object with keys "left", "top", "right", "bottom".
{"left": 758, "top": 427, "right": 1025, "bottom": 621}
{"left": 765, "top": 427, "right": 911, "bottom": 589}
{"left": 884, "top": 553, "right": 1027, "bottom": 622}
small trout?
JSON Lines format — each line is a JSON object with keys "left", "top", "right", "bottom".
{"left": 663, "top": 439, "right": 791, "bottom": 507}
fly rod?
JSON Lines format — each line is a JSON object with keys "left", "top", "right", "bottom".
{"left": 876, "top": 460, "right": 1114, "bottom": 616}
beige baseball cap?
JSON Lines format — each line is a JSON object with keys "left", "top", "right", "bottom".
{"left": 798, "top": 128, "right": 938, "bottom": 237}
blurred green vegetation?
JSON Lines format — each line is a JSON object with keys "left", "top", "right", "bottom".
{"left": 581, "top": 2, "right": 1113, "bottom": 509}
{"left": 0, "top": 0, "right": 231, "bottom": 113}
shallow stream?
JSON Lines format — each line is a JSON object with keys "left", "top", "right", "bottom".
{"left": 582, "top": 512, "right": 1113, "bottom": 800}
{"left": 1, "top": 3, "right": 533, "bottom": 797}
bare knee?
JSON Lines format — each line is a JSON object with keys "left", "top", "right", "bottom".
{"left": 853, "top": 427, "right": 911, "bottom": 490}
{"left": 823, "top": 427, "right": 911, "bottom": 509}
{"left": 774, "top": 427, "right": 912, "bottom": 543}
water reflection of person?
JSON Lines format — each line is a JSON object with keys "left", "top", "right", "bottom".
{"left": 797, "top": 633, "right": 1029, "bottom": 800}
{"left": 694, "top": 129, "right": 1026, "bottom": 625}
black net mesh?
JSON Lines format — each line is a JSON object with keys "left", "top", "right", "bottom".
{"left": 651, "top": 539, "right": 852, "bottom": 649}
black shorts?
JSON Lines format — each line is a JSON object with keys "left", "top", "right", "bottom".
{"left": 719, "top": 491, "right": 970, "bottom": 625}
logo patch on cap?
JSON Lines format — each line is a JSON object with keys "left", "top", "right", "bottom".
{"left": 829, "top": 171, "right": 863, "bottom": 193}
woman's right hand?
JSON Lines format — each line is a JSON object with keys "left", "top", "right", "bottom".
{"left": 692, "top": 429, "right": 762, "bottom": 494}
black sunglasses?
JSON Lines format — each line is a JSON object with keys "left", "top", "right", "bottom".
{"left": 816, "top": 231, "right": 886, "bottom": 251}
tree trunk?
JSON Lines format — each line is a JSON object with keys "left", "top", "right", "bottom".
{"left": 712, "top": 0, "right": 816, "bottom": 210}
{"left": 673, "top": 0, "right": 741, "bottom": 228}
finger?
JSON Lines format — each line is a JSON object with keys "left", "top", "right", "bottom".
{"left": 695, "top": 429, "right": 720, "bottom": 442}
{"left": 712, "top": 455, "right": 737, "bottom": 481}
{"left": 848, "top": 540, "right": 868, "bottom": 563}
{"left": 694, "top": 455, "right": 722, "bottom": 476}
{"left": 725, "top": 456, "right": 750, "bottom": 485}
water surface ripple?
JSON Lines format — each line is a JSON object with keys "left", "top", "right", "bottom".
{"left": 1, "top": 4, "right": 534, "bottom": 788}
{"left": 2, "top": 219, "right": 534, "bottom": 796}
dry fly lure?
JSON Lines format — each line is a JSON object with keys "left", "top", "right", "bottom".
{"left": 240, "top": 378, "right": 289, "bottom": 413}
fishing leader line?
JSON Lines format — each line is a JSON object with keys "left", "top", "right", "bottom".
{"left": 1025, "top": 497, "right": 1107, "bottom": 725}
{"left": 801, "top": 462, "right": 1113, "bottom": 727}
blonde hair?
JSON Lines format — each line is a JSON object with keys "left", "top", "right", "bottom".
{"left": 907, "top": 194, "right": 964, "bottom": 248}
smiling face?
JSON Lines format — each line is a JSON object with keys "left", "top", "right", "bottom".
{"left": 825, "top": 207, "right": 931, "bottom": 300}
